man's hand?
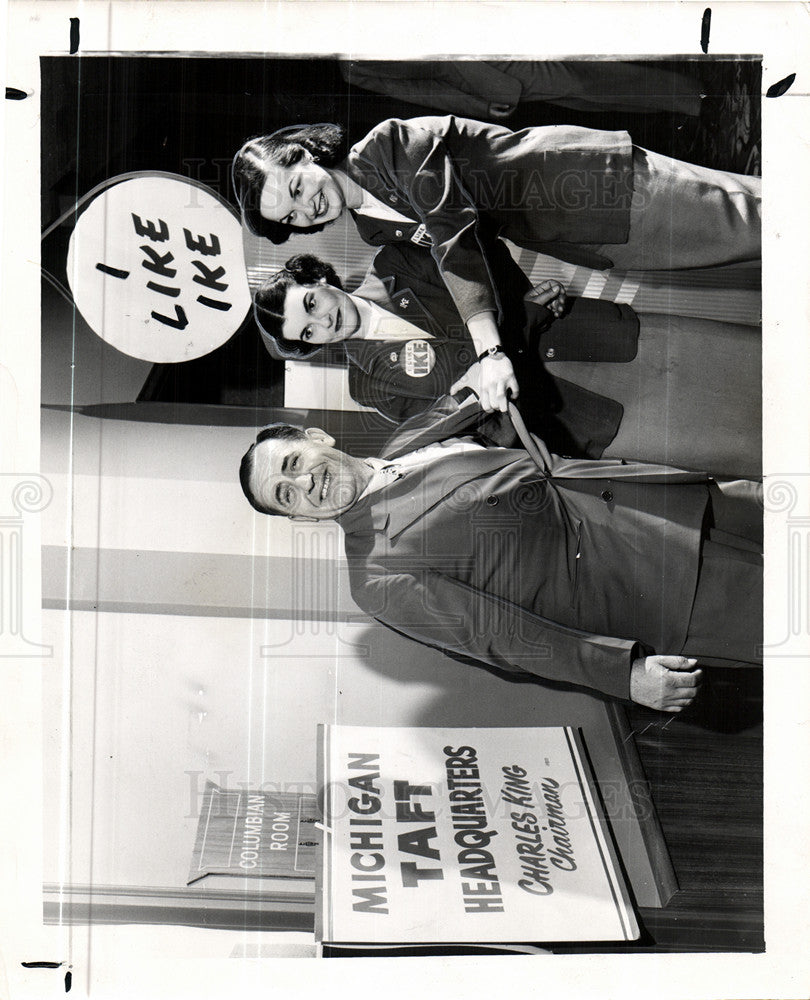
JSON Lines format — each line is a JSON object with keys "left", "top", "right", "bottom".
{"left": 450, "top": 355, "right": 519, "bottom": 413}
{"left": 629, "top": 655, "right": 703, "bottom": 712}
{"left": 525, "top": 279, "right": 566, "bottom": 318}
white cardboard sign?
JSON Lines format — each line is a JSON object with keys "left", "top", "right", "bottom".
{"left": 66, "top": 173, "right": 251, "bottom": 362}
{"left": 319, "top": 725, "right": 639, "bottom": 944}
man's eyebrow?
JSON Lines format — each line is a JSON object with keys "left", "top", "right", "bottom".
{"left": 281, "top": 453, "right": 290, "bottom": 474}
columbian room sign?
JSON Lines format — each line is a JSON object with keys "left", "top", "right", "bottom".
{"left": 188, "top": 781, "right": 319, "bottom": 883}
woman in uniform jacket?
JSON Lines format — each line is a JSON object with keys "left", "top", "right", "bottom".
{"left": 252, "top": 239, "right": 760, "bottom": 477}
{"left": 233, "top": 115, "right": 761, "bottom": 412}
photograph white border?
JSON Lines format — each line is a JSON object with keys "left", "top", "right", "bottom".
{"left": 2, "top": 2, "right": 809, "bottom": 997}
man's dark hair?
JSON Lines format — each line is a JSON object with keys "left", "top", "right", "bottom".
{"left": 253, "top": 254, "right": 344, "bottom": 360}
{"left": 231, "top": 123, "right": 347, "bottom": 244}
{"left": 239, "top": 423, "right": 307, "bottom": 516}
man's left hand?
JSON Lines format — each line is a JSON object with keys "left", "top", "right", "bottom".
{"left": 629, "top": 655, "right": 703, "bottom": 712}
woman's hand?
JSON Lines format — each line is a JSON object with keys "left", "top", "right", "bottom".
{"left": 450, "top": 355, "right": 519, "bottom": 412}
{"left": 462, "top": 312, "right": 517, "bottom": 410}
{"left": 525, "top": 279, "right": 566, "bottom": 318}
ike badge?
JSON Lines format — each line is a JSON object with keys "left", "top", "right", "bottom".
{"left": 400, "top": 339, "right": 436, "bottom": 378}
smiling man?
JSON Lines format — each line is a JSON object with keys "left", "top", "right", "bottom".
{"left": 239, "top": 396, "right": 762, "bottom": 714}
{"left": 242, "top": 423, "right": 373, "bottom": 518}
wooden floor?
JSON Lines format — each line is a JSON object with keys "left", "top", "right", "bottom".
{"left": 551, "top": 667, "right": 763, "bottom": 955}
{"left": 630, "top": 666, "right": 764, "bottom": 952}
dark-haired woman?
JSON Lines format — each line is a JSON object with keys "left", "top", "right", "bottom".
{"left": 252, "top": 239, "right": 760, "bottom": 477}
{"left": 233, "top": 115, "right": 760, "bottom": 411}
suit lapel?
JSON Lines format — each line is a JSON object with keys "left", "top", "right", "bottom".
{"left": 383, "top": 447, "right": 531, "bottom": 540}
{"left": 350, "top": 209, "right": 390, "bottom": 247}
{"left": 352, "top": 268, "right": 441, "bottom": 338}
{"left": 350, "top": 209, "right": 426, "bottom": 252}
{"left": 382, "top": 283, "right": 440, "bottom": 335}
{"left": 340, "top": 444, "right": 528, "bottom": 542}
{"left": 380, "top": 395, "right": 483, "bottom": 459}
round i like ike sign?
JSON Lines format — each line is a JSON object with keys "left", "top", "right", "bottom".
{"left": 66, "top": 173, "right": 252, "bottom": 363}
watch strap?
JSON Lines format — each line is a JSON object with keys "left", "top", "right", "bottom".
{"left": 477, "top": 344, "right": 505, "bottom": 363}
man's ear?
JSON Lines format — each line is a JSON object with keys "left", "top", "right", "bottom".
{"left": 304, "top": 427, "right": 336, "bottom": 447}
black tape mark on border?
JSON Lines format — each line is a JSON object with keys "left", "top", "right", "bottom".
{"left": 766, "top": 74, "right": 796, "bottom": 98}
{"left": 65, "top": 970, "right": 73, "bottom": 992}
{"left": 21, "top": 961, "right": 63, "bottom": 969}
{"left": 69, "top": 17, "right": 80, "bottom": 54}
{"left": 6, "top": 87, "right": 29, "bottom": 100}
{"left": 700, "top": 8, "right": 711, "bottom": 53}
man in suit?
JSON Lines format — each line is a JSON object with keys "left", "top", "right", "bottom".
{"left": 239, "top": 394, "right": 762, "bottom": 712}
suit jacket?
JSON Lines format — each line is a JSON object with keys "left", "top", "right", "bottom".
{"left": 345, "top": 240, "right": 638, "bottom": 457}
{"left": 338, "top": 395, "right": 710, "bottom": 701}
{"left": 345, "top": 115, "right": 635, "bottom": 322}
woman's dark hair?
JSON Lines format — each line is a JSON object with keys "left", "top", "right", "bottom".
{"left": 253, "top": 253, "right": 344, "bottom": 360}
{"left": 232, "top": 123, "right": 347, "bottom": 244}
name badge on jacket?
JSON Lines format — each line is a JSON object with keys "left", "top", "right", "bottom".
{"left": 410, "top": 224, "right": 433, "bottom": 248}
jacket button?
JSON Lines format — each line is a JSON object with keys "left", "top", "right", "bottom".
{"left": 486, "top": 495, "right": 499, "bottom": 506}
{"left": 600, "top": 489, "right": 613, "bottom": 503}
{"left": 395, "top": 229, "right": 403, "bottom": 237}
{"left": 545, "top": 347, "right": 556, "bottom": 359}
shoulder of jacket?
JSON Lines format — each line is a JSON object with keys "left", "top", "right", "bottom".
{"left": 365, "top": 116, "right": 455, "bottom": 149}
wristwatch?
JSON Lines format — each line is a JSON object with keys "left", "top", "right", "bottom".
{"left": 477, "top": 344, "right": 506, "bottom": 362}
